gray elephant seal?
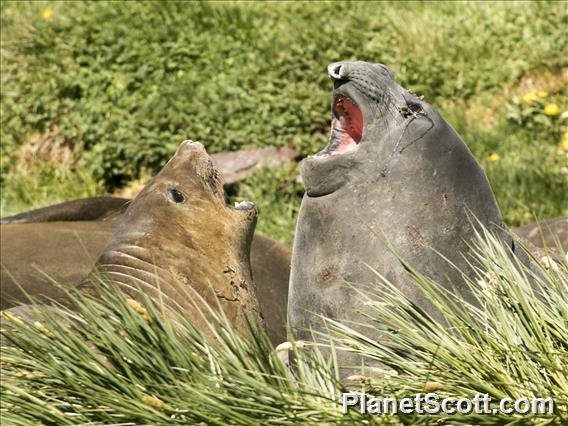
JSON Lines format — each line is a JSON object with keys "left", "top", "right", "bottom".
{"left": 289, "top": 61, "right": 515, "bottom": 365}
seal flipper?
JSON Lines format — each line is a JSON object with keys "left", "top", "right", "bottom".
{"left": 1, "top": 197, "right": 129, "bottom": 224}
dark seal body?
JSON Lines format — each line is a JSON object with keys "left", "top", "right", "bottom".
{"left": 513, "top": 217, "right": 567, "bottom": 256}
{"left": 0, "top": 197, "right": 128, "bottom": 224}
{"left": 289, "top": 62, "right": 513, "bottom": 365}
{"left": 0, "top": 221, "right": 116, "bottom": 309}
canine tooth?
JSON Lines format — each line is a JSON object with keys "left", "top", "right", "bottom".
{"left": 234, "top": 201, "right": 255, "bottom": 210}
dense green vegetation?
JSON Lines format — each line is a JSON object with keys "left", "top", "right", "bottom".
{"left": 1, "top": 4, "right": 566, "bottom": 422}
{"left": 2, "top": 227, "right": 566, "bottom": 424}
{"left": 1, "top": 1, "right": 567, "bottom": 242}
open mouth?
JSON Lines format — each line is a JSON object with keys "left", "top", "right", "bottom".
{"left": 321, "top": 95, "right": 363, "bottom": 156}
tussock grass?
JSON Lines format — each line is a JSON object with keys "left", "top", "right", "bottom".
{"left": 1, "top": 226, "right": 566, "bottom": 424}
{"left": 324, "top": 227, "right": 568, "bottom": 419}
{"left": 1, "top": 1, "right": 566, "bottom": 236}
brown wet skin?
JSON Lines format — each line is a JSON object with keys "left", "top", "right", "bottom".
{"left": 1, "top": 140, "right": 263, "bottom": 338}
{"left": 79, "top": 140, "right": 262, "bottom": 335}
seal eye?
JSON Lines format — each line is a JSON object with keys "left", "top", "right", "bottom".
{"left": 408, "top": 102, "right": 422, "bottom": 114}
{"left": 168, "top": 188, "right": 185, "bottom": 204}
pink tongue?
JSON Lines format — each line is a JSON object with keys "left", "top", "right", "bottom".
{"left": 332, "top": 120, "right": 353, "bottom": 154}
{"left": 333, "top": 98, "right": 363, "bottom": 154}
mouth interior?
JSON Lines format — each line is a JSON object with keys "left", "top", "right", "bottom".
{"left": 205, "top": 156, "right": 254, "bottom": 211}
{"left": 325, "top": 96, "right": 363, "bottom": 156}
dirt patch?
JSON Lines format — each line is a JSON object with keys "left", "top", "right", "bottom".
{"left": 463, "top": 98, "right": 502, "bottom": 128}
{"left": 112, "top": 177, "right": 150, "bottom": 199}
{"left": 505, "top": 68, "right": 568, "bottom": 97}
{"left": 17, "top": 127, "right": 82, "bottom": 171}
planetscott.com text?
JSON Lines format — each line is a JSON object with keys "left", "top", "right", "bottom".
{"left": 342, "top": 392, "right": 554, "bottom": 415}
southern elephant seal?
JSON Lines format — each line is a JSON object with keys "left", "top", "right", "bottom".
{"left": 512, "top": 217, "right": 567, "bottom": 256}
{"left": 79, "top": 140, "right": 263, "bottom": 335}
{"left": 3, "top": 141, "right": 263, "bottom": 337}
{"left": 288, "top": 61, "right": 518, "bottom": 365}
{"left": 1, "top": 225, "right": 290, "bottom": 344}
{"left": 1, "top": 221, "right": 116, "bottom": 309}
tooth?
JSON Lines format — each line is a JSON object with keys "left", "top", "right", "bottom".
{"left": 234, "top": 201, "right": 255, "bottom": 210}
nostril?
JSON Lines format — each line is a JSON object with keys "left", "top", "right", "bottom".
{"left": 328, "top": 62, "right": 347, "bottom": 80}
{"left": 184, "top": 140, "right": 204, "bottom": 150}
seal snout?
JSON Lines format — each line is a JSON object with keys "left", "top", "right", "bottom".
{"left": 232, "top": 200, "right": 258, "bottom": 222}
{"left": 328, "top": 62, "right": 349, "bottom": 81}
{"left": 176, "top": 139, "right": 208, "bottom": 161}
{"left": 180, "top": 139, "right": 205, "bottom": 152}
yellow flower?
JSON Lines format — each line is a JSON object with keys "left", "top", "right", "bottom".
{"left": 487, "top": 153, "right": 500, "bottom": 162}
{"left": 41, "top": 8, "right": 54, "bottom": 20}
{"left": 522, "top": 92, "right": 538, "bottom": 103}
{"left": 537, "top": 91, "right": 548, "bottom": 98}
{"left": 544, "top": 103, "right": 560, "bottom": 116}
{"left": 126, "top": 298, "right": 150, "bottom": 322}
{"left": 561, "top": 132, "right": 568, "bottom": 151}
{"left": 142, "top": 395, "right": 165, "bottom": 410}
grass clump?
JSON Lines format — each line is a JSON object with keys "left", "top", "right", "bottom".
{"left": 1, "top": 285, "right": 352, "bottom": 424}
{"left": 1, "top": 226, "right": 566, "bottom": 424}
{"left": 0, "top": 160, "right": 100, "bottom": 217}
{"left": 1, "top": 1, "right": 567, "bottom": 233}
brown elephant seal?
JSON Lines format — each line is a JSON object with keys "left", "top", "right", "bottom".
{"left": 79, "top": 140, "right": 262, "bottom": 335}
{"left": 1, "top": 221, "right": 116, "bottom": 309}
{"left": 1, "top": 224, "right": 290, "bottom": 344}
{"left": 288, "top": 61, "right": 519, "bottom": 366}
{"left": 3, "top": 140, "right": 263, "bottom": 338}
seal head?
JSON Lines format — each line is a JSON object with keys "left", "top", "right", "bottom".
{"left": 302, "top": 61, "right": 433, "bottom": 197}
{"left": 82, "top": 140, "right": 261, "bottom": 335}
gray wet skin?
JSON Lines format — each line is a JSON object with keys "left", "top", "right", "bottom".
{"left": 289, "top": 61, "right": 512, "bottom": 366}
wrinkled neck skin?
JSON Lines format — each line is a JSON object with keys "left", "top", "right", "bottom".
{"left": 82, "top": 190, "right": 260, "bottom": 335}
{"left": 289, "top": 73, "right": 510, "bottom": 368}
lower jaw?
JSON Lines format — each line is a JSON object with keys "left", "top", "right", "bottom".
{"left": 313, "top": 130, "right": 361, "bottom": 158}
{"left": 301, "top": 153, "right": 353, "bottom": 197}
